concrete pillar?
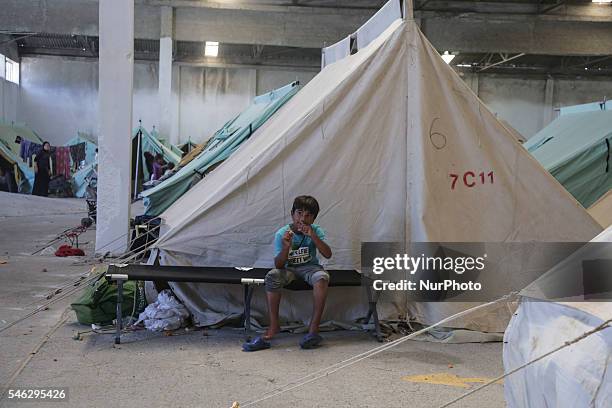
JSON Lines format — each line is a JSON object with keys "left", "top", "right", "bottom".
{"left": 159, "top": 6, "right": 176, "bottom": 144}
{"left": 96, "top": 0, "right": 134, "bottom": 255}
{"left": 542, "top": 77, "right": 555, "bottom": 128}
{"left": 170, "top": 65, "right": 181, "bottom": 144}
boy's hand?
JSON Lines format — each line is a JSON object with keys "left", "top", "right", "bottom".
{"left": 299, "top": 224, "right": 314, "bottom": 237}
{"left": 282, "top": 229, "right": 294, "bottom": 248}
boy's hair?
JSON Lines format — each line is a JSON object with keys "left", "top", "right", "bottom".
{"left": 291, "top": 195, "right": 320, "bottom": 218}
{"left": 167, "top": 162, "right": 175, "bottom": 170}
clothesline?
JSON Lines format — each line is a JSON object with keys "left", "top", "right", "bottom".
{"left": 15, "top": 139, "right": 88, "bottom": 179}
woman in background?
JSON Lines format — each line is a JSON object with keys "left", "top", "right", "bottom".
{"left": 32, "top": 141, "right": 52, "bottom": 197}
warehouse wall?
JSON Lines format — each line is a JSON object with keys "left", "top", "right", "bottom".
{"left": 0, "top": 34, "right": 20, "bottom": 124}
{"left": 16, "top": 55, "right": 612, "bottom": 145}
{"left": 18, "top": 56, "right": 317, "bottom": 146}
{"left": 466, "top": 73, "right": 612, "bottom": 139}
{"left": 18, "top": 56, "right": 162, "bottom": 145}
{"left": 0, "top": 80, "right": 19, "bottom": 124}
{"left": 177, "top": 66, "right": 317, "bottom": 141}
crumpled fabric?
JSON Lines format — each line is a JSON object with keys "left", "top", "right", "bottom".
{"left": 136, "top": 289, "right": 190, "bottom": 331}
{"left": 54, "top": 244, "right": 85, "bottom": 257}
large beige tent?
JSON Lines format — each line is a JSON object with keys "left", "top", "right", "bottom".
{"left": 150, "top": 4, "right": 601, "bottom": 333}
{"left": 588, "top": 189, "right": 612, "bottom": 228}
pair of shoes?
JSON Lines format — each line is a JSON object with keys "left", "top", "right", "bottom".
{"left": 299, "top": 333, "right": 323, "bottom": 349}
{"left": 242, "top": 333, "right": 324, "bottom": 352}
{"left": 242, "top": 336, "right": 271, "bottom": 352}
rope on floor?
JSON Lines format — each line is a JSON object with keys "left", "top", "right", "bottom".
{"left": 0, "top": 309, "right": 71, "bottom": 400}
{"left": 0, "top": 233, "right": 158, "bottom": 334}
{"left": 238, "top": 292, "right": 518, "bottom": 407}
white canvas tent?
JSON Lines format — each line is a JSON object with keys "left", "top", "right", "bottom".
{"left": 150, "top": 3, "right": 601, "bottom": 333}
{"left": 504, "top": 226, "right": 612, "bottom": 407}
{"left": 588, "top": 189, "right": 612, "bottom": 228}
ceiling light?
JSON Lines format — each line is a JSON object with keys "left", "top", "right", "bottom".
{"left": 592, "top": 0, "right": 612, "bottom": 3}
{"left": 441, "top": 51, "right": 456, "bottom": 64}
{"left": 205, "top": 41, "right": 219, "bottom": 57}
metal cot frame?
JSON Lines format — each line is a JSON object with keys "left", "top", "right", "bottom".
{"left": 105, "top": 263, "right": 382, "bottom": 344}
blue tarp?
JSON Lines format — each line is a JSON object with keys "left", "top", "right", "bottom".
{"left": 72, "top": 162, "right": 96, "bottom": 198}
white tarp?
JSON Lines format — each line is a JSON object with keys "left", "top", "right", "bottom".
{"left": 504, "top": 226, "right": 612, "bottom": 408}
{"left": 322, "top": 0, "right": 401, "bottom": 69}
{"left": 152, "top": 16, "right": 601, "bottom": 332}
{"left": 356, "top": 0, "right": 402, "bottom": 52}
{"left": 321, "top": 36, "right": 351, "bottom": 69}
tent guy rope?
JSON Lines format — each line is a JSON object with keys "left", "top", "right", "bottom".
{"left": 237, "top": 292, "right": 518, "bottom": 407}
{"left": 438, "top": 316, "right": 612, "bottom": 408}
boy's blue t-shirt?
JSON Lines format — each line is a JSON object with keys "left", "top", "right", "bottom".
{"left": 273, "top": 224, "right": 326, "bottom": 267}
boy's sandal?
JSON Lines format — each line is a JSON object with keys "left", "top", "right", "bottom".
{"left": 242, "top": 336, "right": 271, "bottom": 352}
{"left": 299, "top": 333, "right": 323, "bottom": 349}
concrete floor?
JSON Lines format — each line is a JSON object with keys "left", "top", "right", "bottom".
{"left": 0, "top": 192, "right": 506, "bottom": 408}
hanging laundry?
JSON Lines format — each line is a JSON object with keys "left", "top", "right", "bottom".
{"left": 19, "top": 139, "right": 31, "bottom": 163}
{"left": 69, "top": 142, "right": 86, "bottom": 170}
{"left": 27, "top": 142, "right": 43, "bottom": 167}
{"left": 54, "top": 146, "right": 72, "bottom": 180}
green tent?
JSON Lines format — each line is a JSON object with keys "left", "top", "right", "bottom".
{"left": 141, "top": 81, "right": 300, "bottom": 216}
{"left": 132, "top": 126, "right": 181, "bottom": 194}
{"left": 524, "top": 110, "right": 612, "bottom": 208}
{"left": 0, "top": 122, "right": 44, "bottom": 193}
{"left": 559, "top": 100, "right": 612, "bottom": 116}
{"left": 66, "top": 133, "right": 98, "bottom": 198}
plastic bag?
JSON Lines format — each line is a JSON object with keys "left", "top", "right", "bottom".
{"left": 136, "top": 290, "right": 189, "bottom": 331}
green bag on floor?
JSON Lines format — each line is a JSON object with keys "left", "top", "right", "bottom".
{"left": 71, "top": 275, "right": 147, "bottom": 325}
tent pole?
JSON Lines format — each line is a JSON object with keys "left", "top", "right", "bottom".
{"left": 133, "top": 127, "right": 142, "bottom": 199}
{"left": 404, "top": 0, "right": 413, "bottom": 20}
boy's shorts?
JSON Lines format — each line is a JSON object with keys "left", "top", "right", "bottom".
{"left": 265, "top": 265, "right": 330, "bottom": 292}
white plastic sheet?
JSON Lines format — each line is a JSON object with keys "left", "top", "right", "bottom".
{"left": 321, "top": 36, "right": 351, "bottom": 69}
{"left": 136, "top": 289, "right": 190, "bottom": 331}
{"left": 504, "top": 226, "right": 612, "bottom": 407}
{"left": 356, "top": 0, "right": 402, "bottom": 53}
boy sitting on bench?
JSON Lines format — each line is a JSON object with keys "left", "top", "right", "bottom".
{"left": 243, "top": 195, "right": 332, "bottom": 351}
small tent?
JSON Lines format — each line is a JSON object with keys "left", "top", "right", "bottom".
{"left": 132, "top": 126, "right": 181, "bottom": 191}
{"left": 0, "top": 121, "right": 44, "bottom": 155}
{"left": 524, "top": 110, "right": 612, "bottom": 208}
{"left": 148, "top": 1, "right": 600, "bottom": 332}
{"left": 141, "top": 81, "right": 300, "bottom": 216}
{"left": 503, "top": 226, "right": 612, "bottom": 407}
{"left": 65, "top": 133, "right": 98, "bottom": 198}
{"left": 71, "top": 163, "right": 96, "bottom": 198}
{"left": 0, "top": 122, "right": 44, "bottom": 193}
{"left": 0, "top": 140, "right": 30, "bottom": 193}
